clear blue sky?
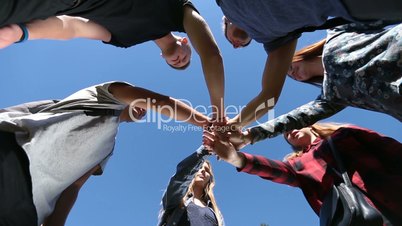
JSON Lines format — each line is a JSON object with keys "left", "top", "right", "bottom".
{"left": 1, "top": 1, "right": 400, "bottom": 226}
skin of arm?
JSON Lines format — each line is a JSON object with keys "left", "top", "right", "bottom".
{"left": 228, "top": 39, "right": 297, "bottom": 129}
{"left": 182, "top": 5, "right": 225, "bottom": 120}
{"left": 203, "top": 130, "right": 246, "bottom": 168}
{"left": 0, "top": 15, "right": 111, "bottom": 48}
{"left": 108, "top": 83, "right": 209, "bottom": 127}
{"left": 42, "top": 165, "right": 101, "bottom": 226}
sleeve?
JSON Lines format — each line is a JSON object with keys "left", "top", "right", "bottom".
{"left": 161, "top": 146, "right": 210, "bottom": 211}
{"left": 263, "top": 32, "right": 301, "bottom": 53}
{"left": 249, "top": 97, "right": 346, "bottom": 143}
{"left": 334, "top": 126, "right": 402, "bottom": 161}
{"left": 0, "top": 100, "right": 59, "bottom": 114}
{"left": 92, "top": 152, "right": 113, "bottom": 176}
{"left": 238, "top": 152, "right": 300, "bottom": 187}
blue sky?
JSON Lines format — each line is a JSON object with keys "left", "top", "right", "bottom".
{"left": 1, "top": 1, "right": 401, "bottom": 226}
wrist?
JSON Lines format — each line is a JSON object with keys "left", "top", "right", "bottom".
{"left": 15, "top": 23, "right": 29, "bottom": 43}
{"left": 242, "top": 128, "right": 253, "bottom": 145}
{"left": 229, "top": 152, "right": 245, "bottom": 168}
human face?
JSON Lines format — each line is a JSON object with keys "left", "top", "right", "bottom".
{"left": 163, "top": 37, "right": 192, "bottom": 69}
{"left": 287, "top": 61, "right": 312, "bottom": 81}
{"left": 194, "top": 162, "right": 212, "bottom": 188}
{"left": 224, "top": 18, "right": 251, "bottom": 49}
{"left": 284, "top": 127, "right": 315, "bottom": 148}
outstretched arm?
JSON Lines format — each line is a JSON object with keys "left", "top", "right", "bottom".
{"left": 248, "top": 98, "right": 346, "bottom": 143}
{"left": 162, "top": 147, "right": 209, "bottom": 211}
{"left": 228, "top": 39, "right": 297, "bottom": 129}
{"left": 0, "top": 15, "right": 110, "bottom": 48}
{"left": 203, "top": 130, "right": 299, "bottom": 187}
{"left": 108, "top": 83, "right": 209, "bottom": 127}
{"left": 182, "top": 5, "right": 225, "bottom": 120}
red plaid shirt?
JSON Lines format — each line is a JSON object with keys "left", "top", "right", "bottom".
{"left": 239, "top": 126, "right": 402, "bottom": 223}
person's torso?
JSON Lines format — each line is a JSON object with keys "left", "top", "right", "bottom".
{"left": 178, "top": 202, "right": 218, "bottom": 226}
{"left": 0, "top": 82, "right": 127, "bottom": 225}
{"left": 218, "top": 0, "right": 351, "bottom": 46}
{"left": 322, "top": 23, "right": 402, "bottom": 121}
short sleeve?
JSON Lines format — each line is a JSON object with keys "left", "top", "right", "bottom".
{"left": 263, "top": 32, "right": 301, "bottom": 53}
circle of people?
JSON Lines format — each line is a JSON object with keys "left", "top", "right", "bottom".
{"left": 0, "top": 0, "right": 401, "bottom": 226}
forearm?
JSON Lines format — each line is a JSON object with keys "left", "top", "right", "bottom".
{"left": 200, "top": 54, "right": 225, "bottom": 120}
{"left": 225, "top": 152, "right": 246, "bottom": 168}
{"left": 163, "top": 148, "right": 208, "bottom": 209}
{"left": 25, "top": 16, "right": 110, "bottom": 41}
{"left": 182, "top": 6, "right": 225, "bottom": 119}
{"left": 109, "top": 83, "right": 209, "bottom": 126}
{"left": 249, "top": 99, "right": 346, "bottom": 143}
{"left": 231, "top": 40, "right": 297, "bottom": 128}
{"left": 162, "top": 97, "right": 209, "bottom": 127}
{"left": 239, "top": 153, "right": 299, "bottom": 187}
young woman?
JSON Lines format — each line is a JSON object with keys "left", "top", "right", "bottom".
{"left": 216, "top": 0, "right": 401, "bottom": 130}
{"left": 204, "top": 122, "right": 402, "bottom": 225}
{"left": 0, "top": 81, "right": 209, "bottom": 226}
{"left": 225, "top": 22, "right": 402, "bottom": 144}
{"left": 0, "top": 0, "right": 225, "bottom": 119}
{"left": 158, "top": 146, "right": 224, "bottom": 226}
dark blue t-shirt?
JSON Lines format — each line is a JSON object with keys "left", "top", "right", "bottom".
{"left": 178, "top": 202, "right": 218, "bottom": 226}
{"left": 217, "top": 0, "right": 353, "bottom": 52}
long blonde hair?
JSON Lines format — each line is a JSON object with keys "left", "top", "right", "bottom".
{"left": 183, "top": 160, "right": 223, "bottom": 226}
{"left": 285, "top": 122, "right": 349, "bottom": 159}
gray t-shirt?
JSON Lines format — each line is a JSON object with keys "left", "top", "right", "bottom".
{"left": 217, "top": 0, "right": 353, "bottom": 52}
{"left": 0, "top": 81, "right": 128, "bottom": 225}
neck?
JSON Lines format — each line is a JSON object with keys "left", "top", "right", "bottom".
{"left": 307, "top": 57, "right": 324, "bottom": 77}
{"left": 192, "top": 186, "right": 204, "bottom": 200}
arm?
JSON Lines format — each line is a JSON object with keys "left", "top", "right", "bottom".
{"left": 248, "top": 97, "right": 346, "bottom": 144}
{"left": 228, "top": 39, "right": 297, "bottom": 129}
{"left": 162, "top": 147, "right": 210, "bottom": 211}
{"left": 203, "top": 130, "right": 299, "bottom": 187}
{"left": 0, "top": 15, "right": 110, "bottom": 48}
{"left": 42, "top": 165, "right": 101, "bottom": 226}
{"left": 182, "top": 6, "right": 225, "bottom": 120}
{"left": 108, "top": 83, "right": 209, "bottom": 127}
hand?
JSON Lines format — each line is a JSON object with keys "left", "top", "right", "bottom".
{"left": 203, "top": 130, "right": 245, "bottom": 168}
{"left": 0, "top": 24, "right": 23, "bottom": 49}
{"left": 227, "top": 129, "right": 249, "bottom": 150}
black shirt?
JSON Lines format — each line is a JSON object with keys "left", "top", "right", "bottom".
{"left": 63, "top": 0, "right": 198, "bottom": 47}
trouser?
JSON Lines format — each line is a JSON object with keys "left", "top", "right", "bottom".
{"left": 342, "top": 0, "right": 402, "bottom": 21}
{"left": 0, "top": 131, "right": 37, "bottom": 226}
{"left": 0, "top": 0, "right": 80, "bottom": 27}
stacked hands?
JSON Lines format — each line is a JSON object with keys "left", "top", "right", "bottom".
{"left": 202, "top": 117, "right": 251, "bottom": 168}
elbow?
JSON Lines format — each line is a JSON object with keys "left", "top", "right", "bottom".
{"left": 199, "top": 47, "right": 223, "bottom": 65}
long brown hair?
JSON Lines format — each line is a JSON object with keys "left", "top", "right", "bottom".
{"left": 288, "top": 39, "right": 327, "bottom": 87}
{"left": 285, "top": 122, "right": 349, "bottom": 159}
{"left": 292, "top": 39, "right": 326, "bottom": 63}
{"left": 183, "top": 161, "right": 223, "bottom": 226}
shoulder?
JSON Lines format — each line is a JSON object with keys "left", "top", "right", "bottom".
{"left": 183, "top": 0, "right": 199, "bottom": 13}
{"left": 332, "top": 125, "right": 385, "bottom": 141}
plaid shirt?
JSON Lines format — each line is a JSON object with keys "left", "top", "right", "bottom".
{"left": 239, "top": 126, "right": 402, "bottom": 223}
